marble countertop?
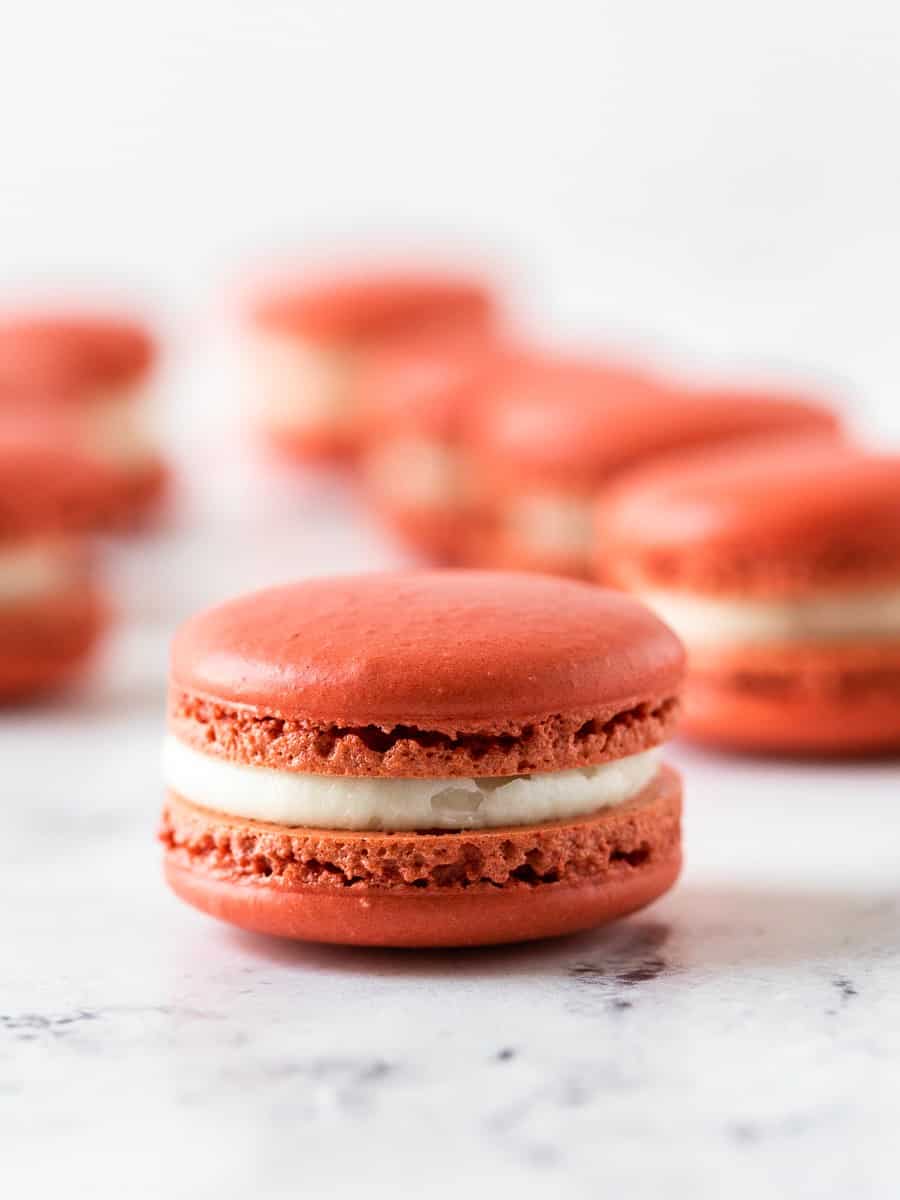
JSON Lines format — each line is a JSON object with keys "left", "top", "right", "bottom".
{"left": 3, "top": 470, "right": 899, "bottom": 1199}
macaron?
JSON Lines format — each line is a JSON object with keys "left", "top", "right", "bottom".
{"left": 0, "top": 312, "right": 167, "bottom": 528}
{"left": 0, "top": 420, "right": 111, "bottom": 700}
{"left": 356, "top": 335, "right": 501, "bottom": 563}
{"left": 160, "top": 570, "right": 685, "bottom": 947}
{"left": 244, "top": 270, "right": 497, "bottom": 463}
{"left": 467, "top": 360, "right": 841, "bottom": 579}
{"left": 600, "top": 438, "right": 900, "bottom": 754}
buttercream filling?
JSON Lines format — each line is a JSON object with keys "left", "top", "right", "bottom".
{"left": 0, "top": 540, "right": 80, "bottom": 604}
{"left": 364, "top": 437, "right": 465, "bottom": 509}
{"left": 245, "top": 331, "right": 355, "bottom": 432}
{"left": 641, "top": 585, "right": 900, "bottom": 646}
{"left": 162, "top": 735, "right": 662, "bottom": 831}
{"left": 82, "top": 379, "right": 159, "bottom": 468}
{"left": 507, "top": 493, "right": 595, "bottom": 559}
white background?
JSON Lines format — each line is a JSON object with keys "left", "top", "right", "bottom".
{"left": 1, "top": 1, "right": 899, "bottom": 437}
{"left": 2, "top": 6, "right": 900, "bottom": 1198}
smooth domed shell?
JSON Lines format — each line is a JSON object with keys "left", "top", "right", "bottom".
{"left": 603, "top": 440, "right": 900, "bottom": 556}
{"left": 250, "top": 271, "right": 496, "bottom": 345}
{"left": 0, "top": 313, "right": 154, "bottom": 397}
{"left": 171, "top": 570, "right": 685, "bottom": 729}
{"left": 469, "top": 360, "right": 839, "bottom": 488}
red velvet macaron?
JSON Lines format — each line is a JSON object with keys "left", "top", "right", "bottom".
{"left": 0, "top": 419, "right": 111, "bottom": 700}
{"left": 244, "top": 270, "right": 498, "bottom": 463}
{"left": 467, "top": 360, "right": 841, "bottom": 579}
{"left": 356, "top": 334, "right": 504, "bottom": 563}
{"left": 0, "top": 312, "right": 167, "bottom": 529}
{"left": 161, "top": 570, "right": 685, "bottom": 947}
{"left": 600, "top": 438, "right": 900, "bottom": 754}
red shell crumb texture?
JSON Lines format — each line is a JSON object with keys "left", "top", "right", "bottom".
{"left": 251, "top": 271, "right": 496, "bottom": 346}
{"left": 169, "top": 571, "right": 685, "bottom": 774}
{"left": 160, "top": 767, "right": 682, "bottom": 947}
{"left": 601, "top": 439, "right": 900, "bottom": 595}
{"left": 681, "top": 640, "right": 900, "bottom": 754}
{"left": 169, "top": 690, "right": 680, "bottom": 779}
{"left": 0, "top": 313, "right": 154, "bottom": 396}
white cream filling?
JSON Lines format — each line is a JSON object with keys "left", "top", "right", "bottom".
{"left": 244, "top": 331, "right": 355, "bottom": 433}
{"left": 642, "top": 585, "right": 900, "bottom": 646}
{"left": 162, "top": 736, "right": 661, "bottom": 831}
{"left": 0, "top": 540, "right": 78, "bottom": 603}
{"left": 364, "top": 437, "right": 465, "bottom": 509}
{"left": 506, "top": 494, "right": 595, "bottom": 558}
{"left": 81, "top": 378, "right": 159, "bottom": 468}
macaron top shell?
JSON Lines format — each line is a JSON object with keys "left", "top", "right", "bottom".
{"left": 0, "top": 313, "right": 155, "bottom": 398}
{"left": 469, "top": 361, "right": 839, "bottom": 490}
{"left": 601, "top": 440, "right": 900, "bottom": 594}
{"left": 251, "top": 271, "right": 496, "bottom": 346}
{"left": 172, "top": 570, "right": 684, "bottom": 730}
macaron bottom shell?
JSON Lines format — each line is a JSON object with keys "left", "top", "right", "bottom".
{"left": 99, "top": 457, "right": 170, "bottom": 532}
{"left": 262, "top": 423, "right": 359, "bottom": 465}
{"left": 0, "top": 586, "right": 107, "bottom": 701}
{"left": 165, "top": 853, "right": 681, "bottom": 948}
{"left": 462, "top": 522, "right": 594, "bottom": 581}
{"left": 680, "top": 640, "right": 900, "bottom": 754}
{"left": 161, "top": 766, "right": 681, "bottom": 947}
{"left": 471, "top": 539, "right": 593, "bottom": 581}
{"left": 369, "top": 503, "right": 475, "bottom": 566}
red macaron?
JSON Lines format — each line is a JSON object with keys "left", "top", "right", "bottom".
{"left": 244, "top": 269, "right": 498, "bottom": 463}
{"left": 600, "top": 437, "right": 900, "bottom": 754}
{"left": 0, "top": 312, "right": 167, "bottom": 529}
{"left": 0, "top": 419, "right": 111, "bottom": 700}
{"left": 467, "top": 360, "right": 842, "bottom": 579}
{"left": 161, "top": 570, "right": 685, "bottom": 947}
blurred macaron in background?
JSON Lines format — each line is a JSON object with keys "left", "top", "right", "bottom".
{"left": 240, "top": 266, "right": 500, "bottom": 465}
{"left": 598, "top": 436, "right": 900, "bottom": 754}
{"left": 0, "top": 416, "right": 113, "bottom": 699}
{"left": 457, "top": 355, "right": 842, "bottom": 580}
{"left": 0, "top": 310, "right": 168, "bottom": 530}
{"left": 355, "top": 331, "right": 506, "bottom": 564}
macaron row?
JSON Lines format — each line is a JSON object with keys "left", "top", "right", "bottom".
{"left": 245, "top": 268, "right": 900, "bottom": 757}
{"left": 243, "top": 266, "right": 842, "bottom": 580}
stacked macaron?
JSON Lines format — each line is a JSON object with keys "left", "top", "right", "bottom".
{"left": 600, "top": 438, "right": 900, "bottom": 754}
{"left": 0, "top": 420, "right": 112, "bottom": 699}
{"left": 0, "top": 312, "right": 167, "bottom": 528}
{"left": 243, "top": 270, "right": 498, "bottom": 463}
{"left": 161, "top": 571, "right": 685, "bottom": 946}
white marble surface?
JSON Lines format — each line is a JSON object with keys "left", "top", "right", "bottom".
{"left": 2, "top": 466, "right": 899, "bottom": 1200}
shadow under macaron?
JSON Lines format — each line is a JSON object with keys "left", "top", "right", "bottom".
{"left": 222, "top": 879, "right": 898, "bottom": 982}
